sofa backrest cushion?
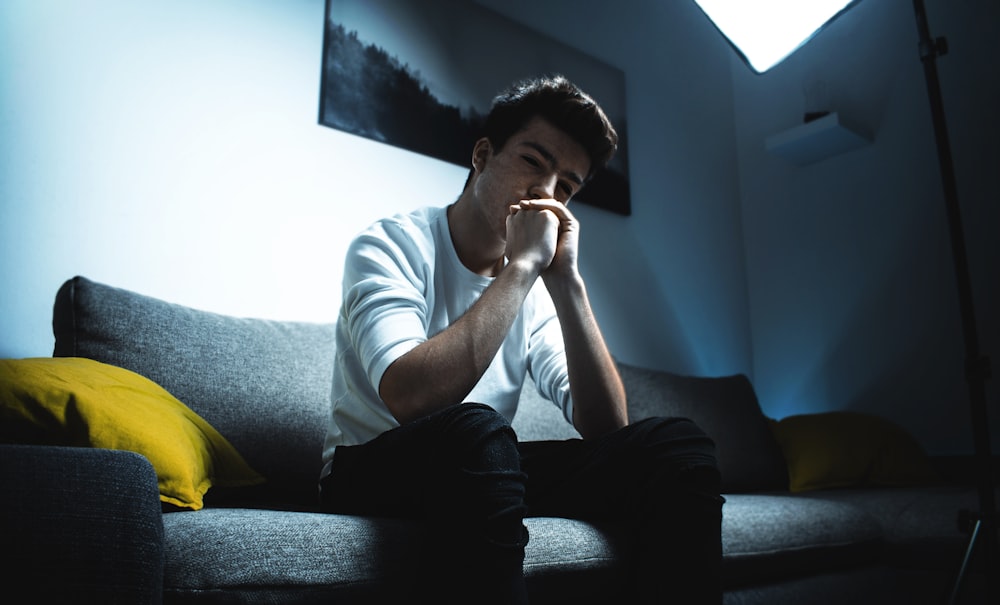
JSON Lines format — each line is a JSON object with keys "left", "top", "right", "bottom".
{"left": 53, "top": 276, "right": 335, "bottom": 507}
{"left": 619, "top": 363, "right": 788, "bottom": 492}
{"left": 51, "top": 276, "right": 787, "bottom": 501}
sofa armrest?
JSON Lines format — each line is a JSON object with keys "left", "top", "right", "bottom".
{"left": 0, "top": 444, "right": 164, "bottom": 603}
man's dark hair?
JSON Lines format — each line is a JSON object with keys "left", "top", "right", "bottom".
{"left": 473, "top": 75, "right": 618, "bottom": 184}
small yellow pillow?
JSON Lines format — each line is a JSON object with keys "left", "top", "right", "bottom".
{"left": 0, "top": 357, "right": 264, "bottom": 510}
{"left": 771, "top": 411, "right": 940, "bottom": 492}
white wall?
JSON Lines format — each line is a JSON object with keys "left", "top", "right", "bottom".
{"left": 1, "top": 0, "right": 751, "bottom": 381}
{"left": 732, "top": 0, "right": 1000, "bottom": 454}
{"left": 0, "top": 0, "right": 466, "bottom": 354}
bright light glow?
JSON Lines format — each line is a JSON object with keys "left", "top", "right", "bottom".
{"left": 694, "top": 0, "right": 856, "bottom": 73}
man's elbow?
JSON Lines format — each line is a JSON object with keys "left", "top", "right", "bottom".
{"left": 379, "top": 364, "right": 454, "bottom": 425}
{"left": 378, "top": 373, "right": 419, "bottom": 424}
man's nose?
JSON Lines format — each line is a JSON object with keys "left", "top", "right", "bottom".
{"left": 527, "top": 174, "right": 557, "bottom": 200}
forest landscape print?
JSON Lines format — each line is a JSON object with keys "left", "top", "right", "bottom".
{"left": 319, "top": 0, "right": 631, "bottom": 215}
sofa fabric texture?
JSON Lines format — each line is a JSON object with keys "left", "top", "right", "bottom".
{"left": 53, "top": 276, "right": 335, "bottom": 507}
{"left": 0, "top": 275, "right": 985, "bottom": 603}
{"left": 0, "top": 444, "right": 165, "bottom": 603}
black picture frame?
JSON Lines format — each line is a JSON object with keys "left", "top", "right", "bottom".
{"left": 319, "top": 0, "right": 631, "bottom": 215}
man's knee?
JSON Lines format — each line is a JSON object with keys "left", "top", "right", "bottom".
{"left": 431, "top": 402, "right": 519, "bottom": 469}
{"left": 627, "top": 416, "right": 719, "bottom": 475}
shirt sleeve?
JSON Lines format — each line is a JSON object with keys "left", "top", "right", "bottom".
{"left": 525, "top": 286, "right": 573, "bottom": 424}
{"left": 340, "top": 220, "right": 432, "bottom": 395}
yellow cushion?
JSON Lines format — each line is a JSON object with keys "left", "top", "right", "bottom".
{"left": 0, "top": 357, "right": 264, "bottom": 510}
{"left": 770, "top": 411, "right": 940, "bottom": 492}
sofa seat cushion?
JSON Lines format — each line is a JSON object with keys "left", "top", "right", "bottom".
{"left": 797, "top": 486, "right": 997, "bottom": 570}
{"left": 162, "top": 509, "right": 624, "bottom": 603}
{"left": 721, "top": 494, "right": 882, "bottom": 588}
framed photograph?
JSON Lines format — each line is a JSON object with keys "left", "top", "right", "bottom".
{"left": 319, "top": 0, "right": 631, "bottom": 215}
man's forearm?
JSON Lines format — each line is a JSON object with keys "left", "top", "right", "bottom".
{"left": 379, "top": 259, "right": 542, "bottom": 424}
{"left": 544, "top": 273, "right": 628, "bottom": 439}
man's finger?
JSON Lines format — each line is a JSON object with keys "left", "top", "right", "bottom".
{"left": 518, "top": 201, "right": 576, "bottom": 233}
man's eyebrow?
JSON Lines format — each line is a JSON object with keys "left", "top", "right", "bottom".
{"left": 523, "top": 141, "right": 585, "bottom": 186}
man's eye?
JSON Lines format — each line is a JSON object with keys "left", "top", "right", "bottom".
{"left": 522, "top": 155, "right": 541, "bottom": 167}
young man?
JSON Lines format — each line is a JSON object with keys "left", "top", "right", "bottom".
{"left": 320, "top": 75, "right": 722, "bottom": 604}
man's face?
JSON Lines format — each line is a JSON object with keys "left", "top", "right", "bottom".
{"left": 471, "top": 116, "right": 591, "bottom": 240}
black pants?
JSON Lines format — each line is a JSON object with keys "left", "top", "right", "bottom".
{"left": 320, "top": 402, "right": 723, "bottom": 604}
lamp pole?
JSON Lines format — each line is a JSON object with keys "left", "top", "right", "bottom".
{"left": 910, "top": 0, "right": 998, "bottom": 602}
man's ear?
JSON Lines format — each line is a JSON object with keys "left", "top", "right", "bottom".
{"left": 472, "top": 138, "right": 491, "bottom": 173}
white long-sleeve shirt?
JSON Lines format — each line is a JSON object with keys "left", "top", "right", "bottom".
{"left": 321, "top": 206, "right": 571, "bottom": 479}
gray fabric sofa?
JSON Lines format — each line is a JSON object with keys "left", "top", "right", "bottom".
{"left": 1, "top": 275, "right": 994, "bottom": 603}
